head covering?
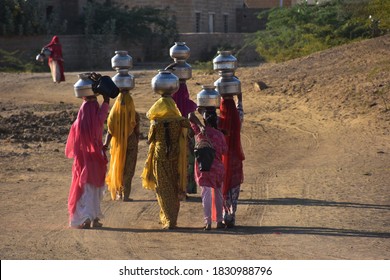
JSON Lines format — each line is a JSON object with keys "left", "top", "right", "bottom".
{"left": 45, "top": 35, "right": 63, "bottom": 61}
{"left": 105, "top": 92, "right": 137, "bottom": 199}
{"left": 203, "top": 109, "right": 218, "bottom": 129}
{"left": 146, "top": 96, "right": 182, "bottom": 120}
{"left": 44, "top": 35, "right": 65, "bottom": 82}
{"left": 65, "top": 100, "right": 108, "bottom": 217}
{"left": 219, "top": 98, "right": 245, "bottom": 195}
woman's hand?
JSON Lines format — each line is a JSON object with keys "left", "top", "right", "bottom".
{"left": 200, "top": 125, "right": 206, "bottom": 135}
{"left": 103, "top": 94, "right": 110, "bottom": 104}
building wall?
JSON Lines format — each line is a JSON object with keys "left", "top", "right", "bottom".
{"left": 245, "top": 0, "right": 292, "bottom": 8}
{"left": 0, "top": 33, "right": 259, "bottom": 71}
{"left": 115, "top": 0, "right": 244, "bottom": 33}
{"left": 37, "top": 0, "right": 245, "bottom": 34}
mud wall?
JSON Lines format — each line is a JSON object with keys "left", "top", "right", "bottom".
{"left": 0, "top": 33, "right": 260, "bottom": 71}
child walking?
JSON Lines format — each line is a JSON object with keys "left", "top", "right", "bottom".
{"left": 189, "top": 109, "right": 227, "bottom": 230}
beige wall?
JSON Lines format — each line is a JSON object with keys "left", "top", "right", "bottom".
{"left": 0, "top": 33, "right": 259, "bottom": 71}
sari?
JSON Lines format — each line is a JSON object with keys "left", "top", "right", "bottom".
{"left": 44, "top": 36, "right": 65, "bottom": 83}
{"left": 219, "top": 98, "right": 245, "bottom": 196}
{"left": 105, "top": 92, "right": 137, "bottom": 200}
{"left": 141, "top": 96, "right": 190, "bottom": 228}
{"left": 172, "top": 82, "right": 198, "bottom": 194}
{"left": 65, "top": 100, "right": 109, "bottom": 226}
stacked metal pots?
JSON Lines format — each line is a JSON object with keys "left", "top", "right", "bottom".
{"left": 213, "top": 51, "right": 241, "bottom": 97}
{"left": 111, "top": 50, "right": 135, "bottom": 92}
{"left": 169, "top": 42, "right": 192, "bottom": 81}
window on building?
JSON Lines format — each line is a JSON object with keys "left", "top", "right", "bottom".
{"left": 208, "top": 13, "right": 215, "bottom": 33}
{"left": 195, "top": 12, "right": 201, "bottom": 33}
{"left": 223, "top": 14, "right": 229, "bottom": 33}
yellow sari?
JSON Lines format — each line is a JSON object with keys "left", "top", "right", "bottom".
{"left": 106, "top": 93, "right": 137, "bottom": 200}
{"left": 141, "top": 97, "right": 188, "bottom": 194}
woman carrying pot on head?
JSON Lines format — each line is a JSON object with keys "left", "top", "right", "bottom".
{"left": 104, "top": 89, "right": 140, "bottom": 202}
{"left": 189, "top": 108, "right": 227, "bottom": 230}
{"left": 65, "top": 92, "right": 110, "bottom": 229}
{"left": 219, "top": 93, "right": 245, "bottom": 228}
{"left": 141, "top": 93, "right": 191, "bottom": 230}
{"left": 42, "top": 35, "right": 65, "bottom": 83}
{"left": 165, "top": 63, "right": 198, "bottom": 198}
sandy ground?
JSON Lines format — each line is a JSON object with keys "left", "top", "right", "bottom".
{"left": 0, "top": 35, "right": 389, "bottom": 260}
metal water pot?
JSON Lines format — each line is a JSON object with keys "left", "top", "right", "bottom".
{"left": 36, "top": 53, "right": 44, "bottom": 62}
{"left": 151, "top": 70, "right": 179, "bottom": 95}
{"left": 42, "top": 48, "right": 51, "bottom": 57}
{"left": 197, "top": 85, "right": 221, "bottom": 108}
{"left": 112, "top": 69, "right": 135, "bottom": 91}
{"left": 214, "top": 72, "right": 241, "bottom": 96}
{"left": 169, "top": 42, "right": 190, "bottom": 61}
{"left": 111, "top": 50, "right": 133, "bottom": 70}
{"left": 74, "top": 73, "right": 96, "bottom": 98}
{"left": 172, "top": 60, "right": 192, "bottom": 80}
{"left": 213, "top": 51, "right": 238, "bottom": 72}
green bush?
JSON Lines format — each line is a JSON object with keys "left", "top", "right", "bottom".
{"left": 0, "top": 0, "right": 64, "bottom": 35}
{"left": 0, "top": 49, "right": 46, "bottom": 72}
{"left": 249, "top": 0, "right": 390, "bottom": 62}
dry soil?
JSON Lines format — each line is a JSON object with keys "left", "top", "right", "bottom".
{"left": 0, "top": 35, "right": 389, "bottom": 260}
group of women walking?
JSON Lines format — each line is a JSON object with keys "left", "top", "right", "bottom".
{"left": 65, "top": 70, "right": 244, "bottom": 231}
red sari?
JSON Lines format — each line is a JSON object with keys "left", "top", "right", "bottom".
{"left": 219, "top": 98, "right": 245, "bottom": 196}
{"left": 44, "top": 36, "right": 65, "bottom": 83}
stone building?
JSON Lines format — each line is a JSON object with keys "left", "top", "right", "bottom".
{"left": 3, "top": 0, "right": 322, "bottom": 69}
{"left": 39, "top": 1, "right": 318, "bottom": 35}
{"left": 114, "top": 0, "right": 244, "bottom": 33}
{"left": 40, "top": 0, "right": 244, "bottom": 34}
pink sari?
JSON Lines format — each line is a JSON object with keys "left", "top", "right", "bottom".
{"left": 65, "top": 100, "right": 109, "bottom": 219}
{"left": 172, "top": 83, "right": 197, "bottom": 118}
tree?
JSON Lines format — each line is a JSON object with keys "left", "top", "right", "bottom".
{"left": 0, "top": 0, "right": 62, "bottom": 36}
{"left": 81, "top": 1, "right": 177, "bottom": 42}
{"left": 248, "top": 0, "right": 389, "bottom": 62}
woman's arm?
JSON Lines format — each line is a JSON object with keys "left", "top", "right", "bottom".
{"left": 237, "top": 93, "right": 243, "bottom": 124}
{"left": 188, "top": 112, "right": 205, "bottom": 134}
{"left": 103, "top": 132, "right": 112, "bottom": 149}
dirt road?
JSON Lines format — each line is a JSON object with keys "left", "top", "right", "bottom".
{"left": 0, "top": 35, "right": 389, "bottom": 260}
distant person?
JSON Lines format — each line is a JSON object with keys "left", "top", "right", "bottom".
{"left": 65, "top": 93, "right": 110, "bottom": 229}
{"left": 42, "top": 35, "right": 65, "bottom": 83}
{"left": 141, "top": 94, "right": 191, "bottom": 230}
{"left": 189, "top": 109, "right": 227, "bottom": 230}
{"left": 219, "top": 94, "right": 245, "bottom": 228}
{"left": 104, "top": 90, "right": 140, "bottom": 201}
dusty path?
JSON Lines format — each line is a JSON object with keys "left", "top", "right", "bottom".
{"left": 0, "top": 35, "right": 389, "bottom": 260}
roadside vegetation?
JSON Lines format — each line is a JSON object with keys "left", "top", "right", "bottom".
{"left": 1, "top": 0, "right": 389, "bottom": 71}
{"left": 0, "top": 0, "right": 178, "bottom": 71}
{"left": 249, "top": 0, "right": 390, "bottom": 62}
{"left": 0, "top": 0, "right": 177, "bottom": 39}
